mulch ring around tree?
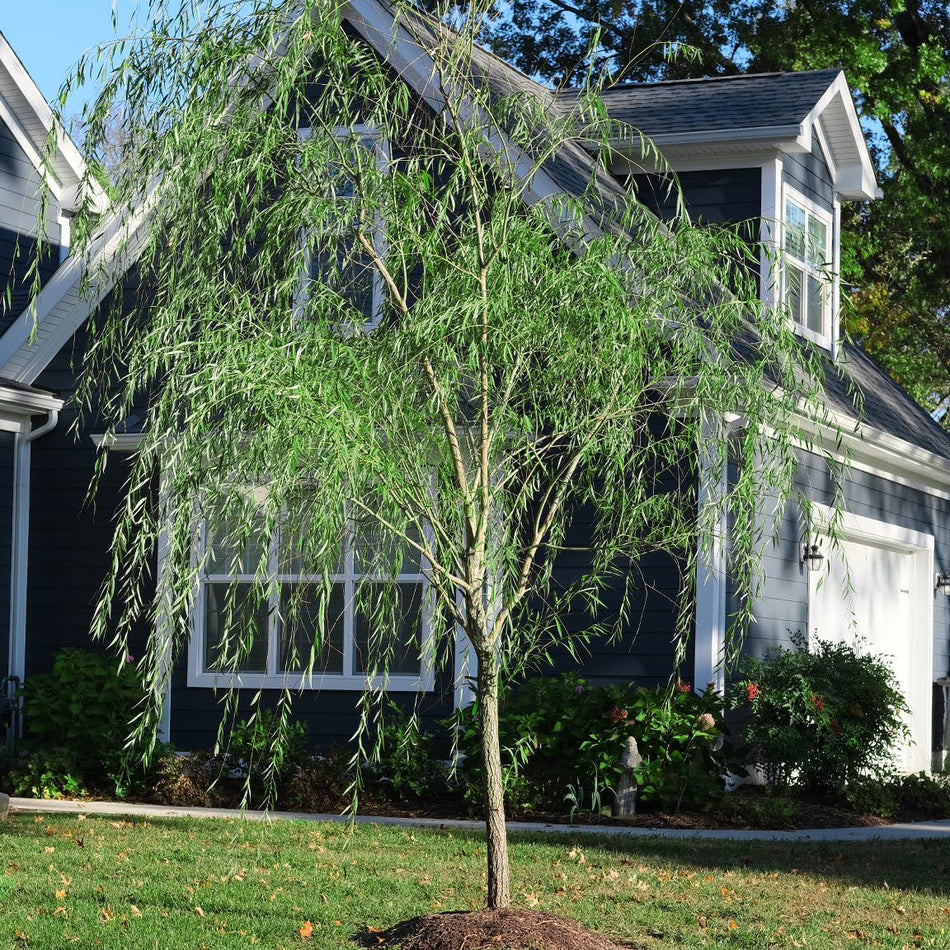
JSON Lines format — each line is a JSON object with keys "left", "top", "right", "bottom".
{"left": 361, "top": 908, "right": 630, "bottom": 950}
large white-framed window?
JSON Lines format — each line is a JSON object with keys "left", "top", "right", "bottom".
{"left": 187, "top": 511, "right": 434, "bottom": 691}
{"left": 781, "top": 186, "right": 836, "bottom": 348}
{"left": 297, "top": 124, "right": 388, "bottom": 331}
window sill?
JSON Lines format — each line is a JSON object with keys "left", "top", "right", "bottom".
{"left": 186, "top": 669, "right": 435, "bottom": 691}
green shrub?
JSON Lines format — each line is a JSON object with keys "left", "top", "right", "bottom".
{"left": 452, "top": 673, "right": 727, "bottom": 813}
{"left": 842, "top": 772, "right": 950, "bottom": 819}
{"left": 18, "top": 648, "right": 152, "bottom": 795}
{"left": 731, "top": 633, "right": 909, "bottom": 792}
{"left": 362, "top": 705, "right": 449, "bottom": 801}
{"left": 227, "top": 709, "right": 308, "bottom": 806}
{"left": 709, "top": 788, "right": 801, "bottom": 829}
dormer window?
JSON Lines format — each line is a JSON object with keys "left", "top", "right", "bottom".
{"left": 782, "top": 188, "right": 834, "bottom": 347}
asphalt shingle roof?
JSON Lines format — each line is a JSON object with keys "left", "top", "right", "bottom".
{"left": 574, "top": 70, "right": 843, "bottom": 135}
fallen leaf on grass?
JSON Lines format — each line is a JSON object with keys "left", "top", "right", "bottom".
{"left": 299, "top": 921, "right": 313, "bottom": 939}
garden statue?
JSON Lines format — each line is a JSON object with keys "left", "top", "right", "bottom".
{"left": 614, "top": 736, "right": 642, "bottom": 816}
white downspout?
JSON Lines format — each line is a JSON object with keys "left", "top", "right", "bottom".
{"left": 8, "top": 408, "right": 59, "bottom": 723}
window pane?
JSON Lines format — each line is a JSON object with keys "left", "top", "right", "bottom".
{"left": 786, "top": 264, "right": 804, "bottom": 324}
{"left": 279, "top": 583, "right": 345, "bottom": 673}
{"left": 278, "top": 523, "right": 345, "bottom": 576}
{"left": 310, "top": 240, "right": 376, "bottom": 322}
{"left": 807, "top": 275, "right": 825, "bottom": 334}
{"left": 204, "top": 582, "right": 269, "bottom": 672}
{"left": 207, "top": 520, "right": 267, "bottom": 576}
{"left": 354, "top": 582, "right": 423, "bottom": 675}
{"left": 784, "top": 201, "right": 806, "bottom": 261}
{"left": 355, "top": 519, "right": 424, "bottom": 575}
{"left": 807, "top": 215, "right": 828, "bottom": 267}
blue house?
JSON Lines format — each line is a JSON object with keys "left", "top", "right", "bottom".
{"left": 0, "top": 4, "right": 948, "bottom": 773}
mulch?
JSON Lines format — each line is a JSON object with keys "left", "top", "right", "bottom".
{"left": 363, "top": 909, "right": 631, "bottom": 950}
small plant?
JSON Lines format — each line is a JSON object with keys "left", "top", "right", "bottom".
{"left": 8, "top": 747, "right": 90, "bottom": 800}
{"left": 564, "top": 768, "right": 614, "bottom": 823}
{"left": 731, "top": 633, "right": 909, "bottom": 791}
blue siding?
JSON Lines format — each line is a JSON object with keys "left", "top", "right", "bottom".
{"left": 631, "top": 168, "right": 761, "bottom": 230}
{"left": 782, "top": 139, "right": 834, "bottom": 212}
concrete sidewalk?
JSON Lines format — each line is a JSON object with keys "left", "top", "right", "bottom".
{"left": 9, "top": 796, "right": 950, "bottom": 842}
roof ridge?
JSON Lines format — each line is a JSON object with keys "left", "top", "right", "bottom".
{"left": 600, "top": 68, "right": 842, "bottom": 91}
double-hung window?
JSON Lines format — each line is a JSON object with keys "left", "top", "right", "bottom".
{"left": 298, "top": 124, "right": 388, "bottom": 330}
{"left": 782, "top": 188, "right": 834, "bottom": 346}
{"left": 189, "top": 511, "right": 433, "bottom": 691}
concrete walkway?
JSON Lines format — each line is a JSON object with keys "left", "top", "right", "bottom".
{"left": 9, "top": 796, "right": 950, "bottom": 842}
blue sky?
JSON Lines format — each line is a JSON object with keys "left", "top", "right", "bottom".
{"left": 2, "top": 2, "right": 140, "bottom": 112}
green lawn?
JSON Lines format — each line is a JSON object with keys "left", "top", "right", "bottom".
{"left": 2, "top": 814, "right": 950, "bottom": 949}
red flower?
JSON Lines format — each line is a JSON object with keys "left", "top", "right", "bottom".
{"left": 745, "top": 682, "right": 760, "bottom": 702}
{"left": 811, "top": 694, "right": 825, "bottom": 713}
{"left": 676, "top": 682, "right": 691, "bottom": 694}
{"left": 609, "top": 706, "right": 629, "bottom": 724}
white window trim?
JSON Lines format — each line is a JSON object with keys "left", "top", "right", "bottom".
{"left": 780, "top": 184, "right": 838, "bottom": 350}
{"left": 296, "top": 124, "right": 389, "bottom": 332}
{"left": 186, "top": 515, "right": 435, "bottom": 692}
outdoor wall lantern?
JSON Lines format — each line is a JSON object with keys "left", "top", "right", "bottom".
{"left": 935, "top": 573, "right": 950, "bottom": 596}
{"left": 801, "top": 542, "right": 824, "bottom": 573}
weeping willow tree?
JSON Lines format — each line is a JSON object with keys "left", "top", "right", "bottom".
{"left": 54, "top": 0, "right": 831, "bottom": 910}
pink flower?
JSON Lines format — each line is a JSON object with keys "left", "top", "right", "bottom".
{"left": 697, "top": 713, "right": 716, "bottom": 732}
{"left": 574, "top": 685, "right": 586, "bottom": 694}
{"left": 676, "top": 682, "right": 691, "bottom": 694}
{"left": 609, "top": 706, "right": 629, "bottom": 724}
{"left": 125, "top": 654, "right": 135, "bottom": 663}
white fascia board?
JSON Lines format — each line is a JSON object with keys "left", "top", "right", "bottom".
{"left": 803, "top": 73, "right": 879, "bottom": 202}
{"left": 0, "top": 385, "right": 63, "bottom": 415}
{"left": 344, "top": 0, "right": 605, "bottom": 241}
{"left": 794, "top": 405, "right": 950, "bottom": 502}
{"left": 0, "top": 34, "right": 106, "bottom": 213}
{"left": 0, "top": 189, "right": 156, "bottom": 385}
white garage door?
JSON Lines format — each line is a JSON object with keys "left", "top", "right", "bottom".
{"left": 809, "top": 517, "right": 933, "bottom": 774}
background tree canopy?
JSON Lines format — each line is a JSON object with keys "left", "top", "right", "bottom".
{"left": 473, "top": 0, "right": 950, "bottom": 420}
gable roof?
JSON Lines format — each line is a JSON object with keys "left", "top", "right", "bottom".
{"left": 0, "top": 31, "right": 106, "bottom": 214}
{"left": 569, "top": 70, "right": 879, "bottom": 201}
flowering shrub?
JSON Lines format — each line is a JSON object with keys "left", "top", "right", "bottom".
{"left": 731, "top": 633, "right": 908, "bottom": 791}
{"left": 453, "top": 673, "right": 728, "bottom": 812}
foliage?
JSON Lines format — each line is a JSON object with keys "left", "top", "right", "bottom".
{"left": 731, "top": 634, "right": 909, "bottom": 791}
{"left": 362, "top": 705, "right": 450, "bottom": 801}
{"left": 454, "top": 674, "right": 728, "bottom": 812}
{"left": 54, "top": 0, "right": 833, "bottom": 908}
{"left": 281, "top": 749, "right": 355, "bottom": 813}
{"left": 470, "top": 0, "right": 950, "bottom": 421}
{"left": 7, "top": 747, "right": 89, "bottom": 800}
{"left": 227, "top": 709, "right": 308, "bottom": 806}
{"left": 843, "top": 772, "right": 950, "bottom": 819}
{"left": 708, "top": 788, "right": 801, "bottom": 830}
{"left": 16, "top": 648, "right": 153, "bottom": 795}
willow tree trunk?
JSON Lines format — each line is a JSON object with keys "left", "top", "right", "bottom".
{"left": 476, "top": 648, "right": 511, "bottom": 909}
